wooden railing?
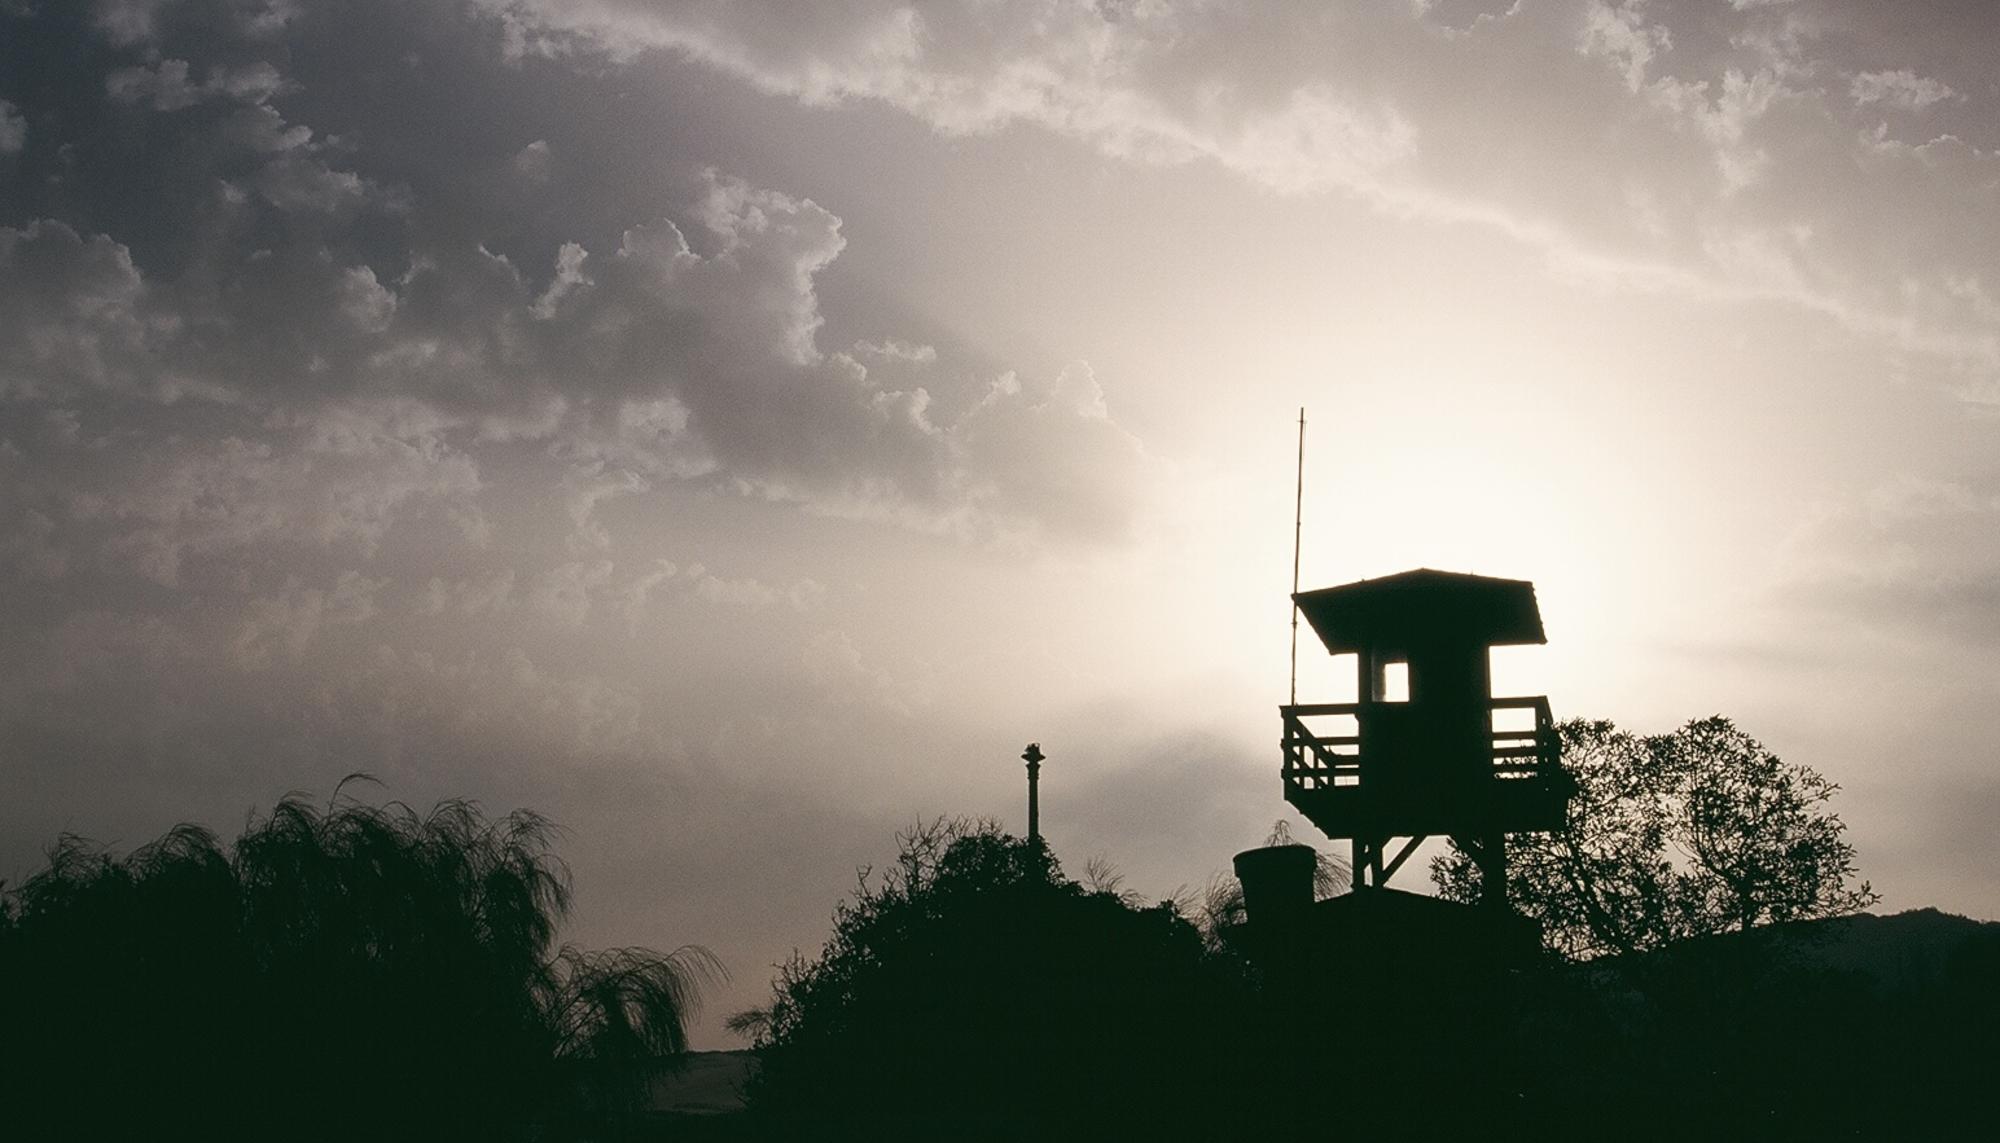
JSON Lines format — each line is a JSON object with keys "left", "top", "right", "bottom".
{"left": 1280, "top": 696, "right": 1557, "bottom": 794}
{"left": 1279, "top": 703, "right": 1363, "bottom": 791}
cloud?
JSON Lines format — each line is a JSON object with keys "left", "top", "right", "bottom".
{"left": 231, "top": 571, "right": 385, "bottom": 668}
{"left": 106, "top": 57, "right": 289, "bottom": 110}
{"left": 487, "top": 0, "right": 2000, "bottom": 404}
{"left": 1850, "top": 68, "right": 1955, "bottom": 112}
{"left": 801, "top": 628, "right": 931, "bottom": 717}
{"left": 0, "top": 99, "right": 23, "bottom": 153}
{"left": 1775, "top": 474, "right": 2000, "bottom": 651}
{"left": 487, "top": 0, "right": 1422, "bottom": 194}
{"left": 0, "top": 221, "right": 150, "bottom": 398}
{"left": 511, "top": 138, "right": 552, "bottom": 183}
{"left": 421, "top": 569, "right": 518, "bottom": 618}
{"left": 1580, "top": 0, "right": 1671, "bottom": 94}
{"left": 0, "top": 1, "right": 1149, "bottom": 570}
{"left": 0, "top": 396, "right": 483, "bottom": 589}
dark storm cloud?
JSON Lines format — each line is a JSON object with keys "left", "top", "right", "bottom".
{"left": 0, "top": 0, "right": 1149, "bottom": 828}
{"left": 0, "top": 0, "right": 1147, "bottom": 553}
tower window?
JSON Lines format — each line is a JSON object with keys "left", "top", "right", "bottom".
{"left": 1382, "top": 661, "right": 1409, "bottom": 703}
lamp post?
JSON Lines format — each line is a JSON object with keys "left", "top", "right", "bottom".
{"left": 1020, "top": 742, "right": 1045, "bottom": 843}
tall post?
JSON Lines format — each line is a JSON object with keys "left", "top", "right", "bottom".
{"left": 1021, "top": 742, "right": 1045, "bottom": 843}
{"left": 1290, "top": 408, "right": 1305, "bottom": 706}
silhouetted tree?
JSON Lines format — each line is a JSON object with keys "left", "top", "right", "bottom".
{"left": 1432, "top": 717, "right": 1877, "bottom": 958}
{"left": 0, "top": 783, "right": 717, "bottom": 1142}
{"left": 732, "top": 819, "right": 1258, "bottom": 1140}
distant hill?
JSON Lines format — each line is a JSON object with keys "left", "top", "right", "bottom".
{"left": 1576, "top": 905, "right": 2000, "bottom": 992}
{"left": 1766, "top": 907, "right": 2000, "bottom": 989}
{"left": 649, "top": 1050, "right": 756, "bottom": 1117}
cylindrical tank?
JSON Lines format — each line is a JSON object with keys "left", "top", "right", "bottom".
{"left": 1231, "top": 844, "right": 1317, "bottom": 929}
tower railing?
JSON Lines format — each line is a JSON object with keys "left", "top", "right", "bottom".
{"left": 1279, "top": 695, "right": 1558, "bottom": 795}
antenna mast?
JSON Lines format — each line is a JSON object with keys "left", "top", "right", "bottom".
{"left": 1290, "top": 407, "right": 1305, "bottom": 705}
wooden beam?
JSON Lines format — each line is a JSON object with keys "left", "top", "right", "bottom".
{"left": 1380, "top": 835, "right": 1428, "bottom": 883}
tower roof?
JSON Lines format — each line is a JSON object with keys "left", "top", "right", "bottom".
{"left": 1293, "top": 568, "right": 1545, "bottom": 656}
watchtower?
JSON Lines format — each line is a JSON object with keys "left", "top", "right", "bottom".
{"left": 1279, "top": 568, "right": 1569, "bottom": 908}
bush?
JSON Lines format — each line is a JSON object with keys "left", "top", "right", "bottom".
{"left": 0, "top": 783, "right": 717, "bottom": 1142}
{"left": 735, "top": 820, "right": 1258, "bottom": 1140}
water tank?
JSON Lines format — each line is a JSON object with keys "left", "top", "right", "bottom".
{"left": 1232, "top": 844, "right": 1316, "bottom": 928}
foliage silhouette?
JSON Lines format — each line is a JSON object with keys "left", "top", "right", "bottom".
{"left": 731, "top": 818, "right": 1267, "bottom": 1140}
{"left": 0, "top": 781, "right": 718, "bottom": 1142}
{"left": 1431, "top": 716, "right": 1877, "bottom": 958}
{"left": 716, "top": 814, "right": 1976, "bottom": 1139}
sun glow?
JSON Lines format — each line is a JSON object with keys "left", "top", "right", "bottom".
{"left": 1270, "top": 370, "right": 1659, "bottom": 715}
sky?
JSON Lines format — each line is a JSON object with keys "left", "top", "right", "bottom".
{"left": 4, "top": 0, "right": 1998, "bottom": 1044}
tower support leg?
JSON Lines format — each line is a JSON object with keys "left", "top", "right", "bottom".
{"left": 1477, "top": 833, "right": 1507, "bottom": 911}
